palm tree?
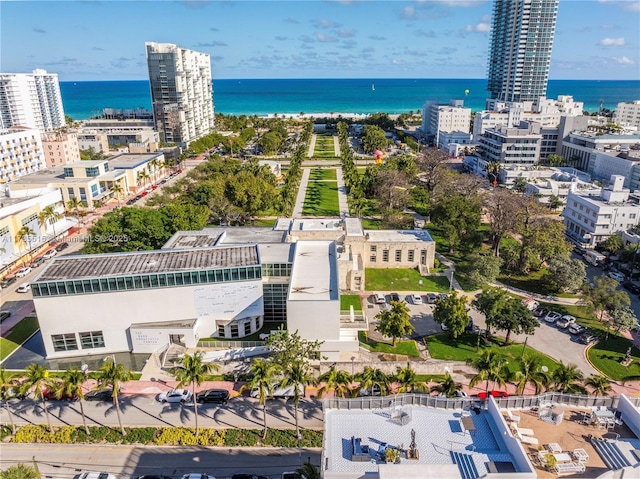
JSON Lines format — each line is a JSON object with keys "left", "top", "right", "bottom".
{"left": 585, "top": 374, "right": 612, "bottom": 397}
{"left": 550, "top": 361, "right": 586, "bottom": 394}
{"left": 0, "top": 464, "right": 40, "bottom": 479}
{"left": 19, "top": 364, "right": 52, "bottom": 430}
{"left": 356, "top": 366, "right": 390, "bottom": 396}
{"left": 393, "top": 363, "right": 425, "bottom": 393}
{"left": 513, "top": 355, "right": 550, "bottom": 395}
{"left": 137, "top": 170, "right": 150, "bottom": 190}
{"left": 295, "top": 461, "right": 320, "bottom": 479}
{"left": 280, "top": 360, "right": 317, "bottom": 438}
{"left": 97, "top": 358, "right": 133, "bottom": 436}
{"left": 317, "top": 366, "right": 352, "bottom": 398}
{"left": 467, "top": 349, "right": 502, "bottom": 395}
{"left": 110, "top": 181, "right": 124, "bottom": 208}
{"left": 58, "top": 368, "right": 90, "bottom": 435}
{"left": 486, "top": 160, "right": 502, "bottom": 186}
{"left": 15, "top": 225, "right": 36, "bottom": 265}
{"left": 149, "top": 158, "right": 162, "bottom": 184}
{"left": 430, "top": 372, "right": 463, "bottom": 398}
{"left": 0, "top": 368, "right": 18, "bottom": 434}
{"left": 242, "top": 358, "right": 280, "bottom": 439}
{"left": 38, "top": 205, "right": 62, "bottom": 243}
{"left": 170, "top": 351, "right": 220, "bottom": 437}
{"left": 66, "top": 197, "right": 84, "bottom": 226}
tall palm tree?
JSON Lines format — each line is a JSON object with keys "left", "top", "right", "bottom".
{"left": 551, "top": 362, "right": 586, "bottom": 394}
{"left": 149, "top": 158, "right": 161, "bottom": 184}
{"left": 467, "top": 349, "right": 502, "bottom": 395}
{"left": 295, "top": 461, "right": 320, "bottom": 479}
{"left": 393, "top": 363, "right": 425, "bottom": 393}
{"left": 242, "top": 358, "right": 280, "bottom": 439}
{"left": 97, "top": 359, "right": 133, "bottom": 436}
{"left": 110, "top": 181, "right": 124, "bottom": 208}
{"left": 280, "top": 360, "right": 317, "bottom": 438}
{"left": 356, "top": 366, "right": 390, "bottom": 396}
{"left": 15, "top": 225, "right": 36, "bottom": 265}
{"left": 66, "top": 197, "right": 84, "bottom": 226}
{"left": 585, "top": 374, "right": 612, "bottom": 397}
{"left": 317, "top": 366, "right": 352, "bottom": 399}
{"left": 513, "top": 355, "right": 550, "bottom": 395}
{"left": 430, "top": 372, "right": 463, "bottom": 398}
{"left": 57, "top": 368, "right": 90, "bottom": 435}
{"left": 19, "top": 364, "right": 52, "bottom": 430}
{"left": 38, "top": 205, "right": 62, "bottom": 243}
{"left": 0, "top": 368, "right": 18, "bottom": 434}
{"left": 137, "top": 170, "right": 150, "bottom": 190}
{"left": 170, "top": 351, "right": 220, "bottom": 437}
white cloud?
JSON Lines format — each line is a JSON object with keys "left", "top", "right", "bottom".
{"left": 399, "top": 6, "right": 415, "bottom": 20}
{"left": 612, "top": 56, "right": 635, "bottom": 64}
{"left": 599, "top": 37, "right": 625, "bottom": 46}
{"left": 316, "top": 32, "right": 338, "bottom": 43}
{"left": 476, "top": 22, "right": 491, "bottom": 32}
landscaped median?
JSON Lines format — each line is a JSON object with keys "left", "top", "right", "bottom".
{"left": 358, "top": 331, "right": 420, "bottom": 357}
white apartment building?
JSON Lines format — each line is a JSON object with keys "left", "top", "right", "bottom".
{"left": 421, "top": 100, "right": 471, "bottom": 148}
{"left": 0, "top": 126, "right": 45, "bottom": 183}
{"left": 476, "top": 122, "right": 542, "bottom": 167}
{"left": 589, "top": 149, "right": 640, "bottom": 191}
{"left": 563, "top": 175, "right": 640, "bottom": 247}
{"left": 0, "top": 69, "right": 65, "bottom": 132}
{"left": 41, "top": 131, "right": 81, "bottom": 168}
{"left": 146, "top": 42, "right": 215, "bottom": 147}
{"left": 560, "top": 131, "right": 640, "bottom": 172}
{"left": 614, "top": 101, "right": 640, "bottom": 130}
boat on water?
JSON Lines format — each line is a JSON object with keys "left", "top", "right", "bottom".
{"left": 372, "top": 84, "right": 375, "bottom": 91}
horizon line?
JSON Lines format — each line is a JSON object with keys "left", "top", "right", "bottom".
{"left": 58, "top": 77, "right": 640, "bottom": 83}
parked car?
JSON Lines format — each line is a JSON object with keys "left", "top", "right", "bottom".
{"left": 0, "top": 276, "right": 17, "bottom": 288}
{"left": 16, "top": 284, "right": 31, "bottom": 293}
{"left": 568, "top": 323, "right": 586, "bottom": 335}
{"left": 544, "top": 311, "right": 562, "bottom": 324}
{"left": 43, "top": 249, "right": 57, "bottom": 259}
{"left": 411, "top": 293, "right": 422, "bottom": 305}
{"left": 608, "top": 271, "right": 625, "bottom": 282}
{"left": 30, "top": 256, "right": 45, "bottom": 268}
{"left": 556, "top": 315, "right": 577, "bottom": 329}
{"left": 85, "top": 389, "right": 113, "bottom": 402}
{"left": 43, "top": 388, "right": 78, "bottom": 401}
{"left": 579, "top": 332, "right": 598, "bottom": 345}
{"left": 196, "top": 389, "right": 230, "bottom": 404}
{"left": 15, "top": 267, "right": 32, "bottom": 278}
{"left": 359, "top": 385, "right": 382, "bottom": 397}
{"left": 427, "top": 293, "right": 438, "bottom": 304}
{"left": 0, "top": 311, "right": 11, "bottom": 322}
{"left": 477, "top": 390, "right": 509, "bottom": 399}
{"left": 55, "top": 242, "right": 69, "bottom": 252}
{"left": 390, "top": 292, "right": 401, "bottom": 302}
{"left": 438, "top": 391, "right": 468, "bottom": 398}
{"left": 181, "top": 474, "right": 215, "bottom": 479}
{"left": 76, "top": 472, "right": 117, "bottom": 479}
{"left": 440, "top": 322, "right": 449, "bottom": 331}
{"left": 231, "top": 475, "right": 268, "bottom": 479}
{"left": 623, "top": 282, "right": 640, "bottom": 294}
{"left": 532, "top": 307, "right": 549, "bottom": 318}
{"left": 373, "top": 293, "right": 386, "bottom": 304}
{"left": 157, "top": 388, "right": 192, "bottom": 403}
{"left": 136, "top": 476, "right": 172, "bottom": 479}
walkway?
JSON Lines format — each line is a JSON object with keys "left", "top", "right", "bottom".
{"left": 291, "top": 167, "right": 311, "bottom": 218}
{"left": 307, "top": 134, "right": 317, "bottom": 158}
{"left": 335, "top": 167, "right": 349, "bottom": 217}
{"left": 333, "top": 135, "right": 341, "bottom": 157}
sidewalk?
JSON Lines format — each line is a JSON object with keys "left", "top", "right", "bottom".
{"left": 335, "top": 168, "right": 349, "bottom": 217}
{"left": 291, "top": 168, "right": 310, "bottom": 218}
{"left": 307, "top": 134, "right": 317, "bottom": 158}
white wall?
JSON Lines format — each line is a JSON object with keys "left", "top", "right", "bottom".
{"left": 287, "top": 299, "right": 340, "bottom": 343}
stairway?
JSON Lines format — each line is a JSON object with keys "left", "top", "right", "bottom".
{"left": 162, "top": 343, "right": 186, "bottom": 368}
{"left": 451, "top": 451, "right": 480, "bottom": 479}
{"left": 591, "top": 438, "right": 632, "bottom": 470}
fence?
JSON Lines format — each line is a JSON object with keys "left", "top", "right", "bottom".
{"left": 492, "top": 392, "right": 619, "bottom": 410}
{"left": 197, "top": 340, "right": 265, "bottom": 349}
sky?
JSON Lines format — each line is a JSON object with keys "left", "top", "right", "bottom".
{"left": 1, "top": 0, "right": 639, "bottom": 81}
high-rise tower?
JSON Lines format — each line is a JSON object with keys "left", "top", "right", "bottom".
{"left": 487, "top": 0, "right": 559, "bottom": 102}
{"left": 145, "top": 42, "right": 215, "bottom": 147}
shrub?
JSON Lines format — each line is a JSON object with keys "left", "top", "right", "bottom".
{"left": 223, "top": 429, "right": 260, "bottom": 447}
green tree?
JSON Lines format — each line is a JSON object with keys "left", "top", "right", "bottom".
{"left": 97, "top": 358, "right": 133, "bottom": 436}
{"left": 513, "top": 177, "right": 528, "bottom": 193}
{"left": 585, "top": 374, "right": 612, "bottom": 397}
{"left": 15, "top": 225, "right": 36, "bottom": 265}
{"left": 111, "top": 181, "right": 125, "bottom": 208}
{"left": 611, "top": 306, "right": 637, "bottom": 334}
{"left": 543, "top": 257, "right": 586, "bottom": 293}
{"left": 484, "top": 188, "right": 527, "bottom": 257}
{"left": 375, "top": 301, "right": 414, "bottom": 346}
{"left": 467, "top": 349, "right": 503, "bottom": 396}
{"left": 547, "top": 194, "right": 563, "bottom": 211}
{"left": 472, "top": 287, "right": 509, "bottom": 335}
{"left": 430, "top": 372, "right": 463, "bottom": 398}
{"left": 517, "top": 212, "right": 570, "bottom": 273}
{"left": 19, "top": 364, "right": 52, "bottom": 430}
{"left": 601, "top": 234, "right": 623, "bottom": 254}
{"left": 318, "top": 366, "right": 352, "bottom": 398}
{"left": 466, "top": 253, "right": 503, "bottom": 287}
{"left": 38, "top": 205, "right": 62, "bottom": 243}
{"left": 547, "top": 154, "right": 564, "bottom": 167}
{"left": 280, "top": 360, "right": 317, "bottom": 438}
{"left": 582, "top": 275, "right": 631, "bottom": 321}
{"left": 295, "top": 461, "right": 320, "bottom": 479}
{"left": 433, "top": 292, "right": 469, "bottom": 338}
{"left": 356, "top": 366, "right": 390, "bottom": 396}
{"left": 243, "top": 358, "right": 281, "bottom": 439}
{"left": 431, "top": 193, "right": 481, "bottom": 253}
{"left": 393, "top": 363, "right": 425, "bottom": 393}
{"left": 361, "top": 125, "right": 388, "bottom": 153}
{"left": 513, "top": 355, "right": 550, "bottom": 395}
{"left": 170, "top": 351, "right": 220, "bottom": 437}
{"left": 0, "top": 368, "right": 17, "bottom": 434}
{"left": 550, "top": 362, "right": 586, "bottom": 394}
{"left": 137, "top": 170, "right": 150, "bottom": 189}
{"left": 58, "top": 368, "right": 90, "bottom": 435}
{"left": 0, "top": 464, "right": 40, "bottom": 479}
{"left": 266, "top": 327, "right": 324, "bottom": 369}
{"left": 486, "top": 160, "right": 502, "bottom": 185}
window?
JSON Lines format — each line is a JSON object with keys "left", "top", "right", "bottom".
{"left": 370, "top": 255, "right": 376, "bottom": 262}
{"left": 63, "top": 167, "right": 74, "bottom": 177}
{"left": 217, "top": 325, "right": 225, "bottom": 337}
{"left": 244, "top": 322, "right": 252, "bottom": 335}
{"left": 230, "top": 325, "right": 239, "bottom": 338}
{"left": 382, "top": 250, "right": 389, "bottom": 262}
{"left": 79, "top": 331, "right": 105, "bottom": 349}
{"left": 370, "top": 245, "right": 377, "bottom": 252}
{"left": 52, "top": 334, "right": 78, "bottom": 352}
{"left": 395, "top": 250, "right": 402, "bottom": 262}
{"left": 408, "top": 250, "right": 415, "bottom": 262}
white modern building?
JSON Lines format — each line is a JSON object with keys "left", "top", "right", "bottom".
{"left": 559, "top": 131, "right": 640, "bottom": 172}
{"left": 589, "top": 149, "right": 640, "bottom": 191}
{"left": 0, "top": 126, "right": 46, "bottom": 183}
{"left": 0, "top": 69, "right": 65, "bottom": 132}
{"left": 614, "top": 101, "right": 640, "bottom": 130}
{"left": 563, "top": 175, "right": 640, "bottom": 247}
{"left": 421, "top": 100, "right": 471, "bottom": 148}
{"left": 476, "top": 122, "right": 542, "bottom": 167}
{"left": 146, "top": 42, "right": 215, "bottom": 147}
{"left": 487, "top": 0, "right": 559, "bottom": 102}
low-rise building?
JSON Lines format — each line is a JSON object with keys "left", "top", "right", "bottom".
{"left": 614, "top": 100, "right": 640, "bottom": 130}
{"left": 560, "top": 131, "right": 640, "bottom": 172}
{"left": 421, "top": 99, "right": 471, "bottom": 149}
{"left": 476, "top": 122, "right": 542, "bottom": 167}
{"left": 0, "top": 126, "right": 46, "bottom": 183}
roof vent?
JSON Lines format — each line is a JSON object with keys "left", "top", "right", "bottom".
{"left": 146, "top": 260, "right": 157, "bottom": 266}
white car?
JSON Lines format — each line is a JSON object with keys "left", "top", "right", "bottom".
{"left": 556, "top": 315, "right": 576, "bottom": 329}
{"left": 544, "top": 311, "right": 562, "bottom": 323}
{"left": 15, "top": 267, "right": 32, "bottom": 278}
{"left": 608, "top": 271, "right": 625, "bottom": 282}
{"left": 77, "top": 473, "right": 117, "bottom": 479}
{"left": 42, "top": 249, "right": 57, "bottom": 259}
{"left": 182, "top": 474, "right": 215, "bottom": 479}
{"left": 158, "top": 388, "right": 192, "bottom": 403}
{"left": 16, "top": 284, "right": 31, "bottom": 293}
{"left": 411, "top": 293, "right": 423, "bottom": 304}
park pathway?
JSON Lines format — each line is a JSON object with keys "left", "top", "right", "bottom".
{"left": 333, "top": 134, "right": 341, "bottom": 157}
{"left": 336, "top": 167, "right": 349, "bottom": 217}
{"left": 292, "top": 167, "right": 311, "bottom": 218}
{"left": 307, "top": 134, "right": 317, "bottom": 158}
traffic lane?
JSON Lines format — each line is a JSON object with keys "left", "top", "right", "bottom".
{"left": 2, "top": 395, "right": 325, "bottom": 430}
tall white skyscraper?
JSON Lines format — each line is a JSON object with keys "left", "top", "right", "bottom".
{"left": 145, "top": 42, "right": 215, "bottom": 147}
{"left": 0, "top": 69, "right": 65, "bottom": 132}
{"left": 487, "top": 0, "right": 559, "bottom": 102}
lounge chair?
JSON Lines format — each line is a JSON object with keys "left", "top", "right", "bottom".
{"left": 517, "top": 432, "right": 539, "bottom": 445}
{"left": 506, "top": 409, "right": 521, "bottom": 423}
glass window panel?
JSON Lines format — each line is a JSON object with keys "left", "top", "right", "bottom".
{"left": 141, "top": 276, "right": 151, "bottom": 288}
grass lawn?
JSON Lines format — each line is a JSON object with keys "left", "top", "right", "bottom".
{"left": 426, "top": 333, "right": 559, "bottom": 374}
{"left": 587, "top": 339, "right": 640, "bottom": 381}
{"left": 365, "top": 268, "right": 451, "bottom": 292}
{"left": 302, "top": 181, "right": 340, "bottom": 216}
{"left": 341, "top": 294, "right": 363, "bottom": 311}
{"left": 497, "top": 267, "right": 580, "bottom": 297}
{"left": 361, "top": 218, "right": 383, "bottom": 229}
{"left": 0, "top": 316, "right": 39, "bottom": 361}
{"left": 358, "top": 331, "right": 420, "bottom": 357}
{"left": 309, "top": 168, "right": 337, "bottom": 181}
{"left": 251, "top": 218, "right": 277, "bottom": 227}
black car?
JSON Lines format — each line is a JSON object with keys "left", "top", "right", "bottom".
{"left": 579, "top": 332, "right": 598, "bottom": 345}
{"left": 196, "top": 389, "right": 230, "bottom": 404}
{"left": 85, "top": 389, "right": 113, "bottom": 402}
{"left": 623, "top": 282, "right": 640, "bottom": 294}
{"left": 0, "top": 311, "right": 11, "bottom": 322}
{"left": 55, "top": 242, "right": 69, "bottom": 252}
{"left": 0, "top": 276, "right": 17, "bottom": 288}
{"left": 230, "top": 475, "right": 268, "bottom": 479}
{"left": 390, "top": 292, "right": 400, "bottom": 302}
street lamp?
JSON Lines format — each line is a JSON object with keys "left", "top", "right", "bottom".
{"left": 103, "top": 354, "right": 116, "bottom": 366}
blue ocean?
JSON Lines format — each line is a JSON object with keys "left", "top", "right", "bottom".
{"left": 59, "top": 78, "right": 640, "bottom": 120}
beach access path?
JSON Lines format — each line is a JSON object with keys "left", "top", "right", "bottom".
{"left": 292, "top": 167, "right": 311, "bottom": 217}
{"left": 307, "top": 133, "right": 317, "bottom": 157}
{"left": 333, "top": 135, "right": 341, "bottom": 156}
{"left": 336, "top": 167, "right": 348, "bottom": 216}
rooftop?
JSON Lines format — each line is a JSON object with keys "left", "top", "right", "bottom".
{"left": 290, "top": 218, "right": 343, "bottom": 232}
{"left": 365, "top": 229, "right": 434, "bottom": 243}
{"left": 109, "top": 152, "right": 162, "bottom": 169}
{"left": 34, "top": 246, "right": 259, "bottom": 281}
{"left": 64, "top": 160, "right": 106, "bottom": 168}
{"left": 288, "top": 241, "right": 338, "bottom": 301}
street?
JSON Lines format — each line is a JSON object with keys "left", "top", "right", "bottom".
{"left": 0, "top": 443, "right": 321, "bottom": 479}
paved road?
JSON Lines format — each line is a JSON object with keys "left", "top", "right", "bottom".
{"left": 1, "top": 395, "right": 324, "bottom": 430}
{"left": 0, "top": 443, "right": 322, "bottom": 479}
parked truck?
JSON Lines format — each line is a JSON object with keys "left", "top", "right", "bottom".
{"left": 583, "top": 251, "right": 606, "bottom": 266}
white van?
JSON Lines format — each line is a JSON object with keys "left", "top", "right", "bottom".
{"left": 374, "top": 293, "right": 386, "bottom": 304}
